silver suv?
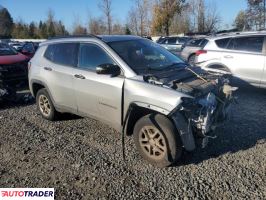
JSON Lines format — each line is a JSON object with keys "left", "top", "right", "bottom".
{"left": 29, "top": 35, "right": 236, "bottom": 167}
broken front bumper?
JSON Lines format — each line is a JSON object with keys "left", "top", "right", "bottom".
{"left": 171, "top": 84, "right": 237, "bottom": 151}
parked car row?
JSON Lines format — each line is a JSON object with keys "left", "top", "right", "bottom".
{"left": 158, "top": 31, "right": 266, "bottom": 89}
{"left": 156, "top": 36, "right": 192, "bottom": 55}
{"left": 0, "top": 41, "right": 39, "bottom": 100}
{"left": 9, "top": 41, "right": 39, "bottom": 58}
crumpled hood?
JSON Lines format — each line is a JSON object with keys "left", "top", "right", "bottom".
{"left": 143, "top": 66, "right": 205, "bottom": 86}
{"left": 142, "top": 66, "right": 220, "bottom": 97}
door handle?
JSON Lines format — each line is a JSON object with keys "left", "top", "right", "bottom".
{"left": 44, "top": 67, "right": 52, "bottom": 71}
{"left": 74, "top": 74, "right": 85, "bottom": 79}
{"left": 224, "top": 55, "right": 233, "bottom": 59}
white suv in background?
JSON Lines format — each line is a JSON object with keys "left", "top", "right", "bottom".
{"left": 195, "top": 32, "right": 266, "bottom": 88}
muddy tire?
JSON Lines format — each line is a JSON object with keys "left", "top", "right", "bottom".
{"left": 133, "top": 114, "right": 183, "bottom": 168}
{"left": 36, "top": 88, "right": 58, "bottom": 121}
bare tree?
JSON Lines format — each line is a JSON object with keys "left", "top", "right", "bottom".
{"left": 170, "top": 5, "right": 191, "bottom": 34}
{"left": 112, "top": 21, "right": 124, "bottom": 34}
{"left": 98, "top": 0, "right": 112, "bottom": 34}
{"left": 186, "top": 0, "right": 220, "bottom": 33}
{"left": 234, "top": 10, "right": 251, "bottom": 31}
{"left": 151, "top": 0, "right": 185, "bottom": 36}
{"left": 127, "top": 0, "right": 152, "bottom": 36}
{"left": 204, "top": 2, "right": 221, "bottom": 32}
{"left": 127, "top": 8, "right": 139, "bottom": 35}
{"left": 72, "top": 14, "right": 87, "bottom": 35}
{"left": 88, "top": 17, "right": 107, "bottom": 35}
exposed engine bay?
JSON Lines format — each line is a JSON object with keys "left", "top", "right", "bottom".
{"left": 143, "top": 66, "right": 237, "bottom": 138}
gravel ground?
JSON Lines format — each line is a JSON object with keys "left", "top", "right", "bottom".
{"left": 0, "top": 88, "right": 265, "bottom": 200}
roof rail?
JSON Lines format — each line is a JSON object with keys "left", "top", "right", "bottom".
{"left": 48, "top": 34, "right": 102, "bottom": 40}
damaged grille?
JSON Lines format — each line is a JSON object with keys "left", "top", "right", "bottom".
{"left": 0, "top": 62, "right": 28, "bottom": 86}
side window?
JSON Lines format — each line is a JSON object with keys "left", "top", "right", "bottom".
{"left": 167, "top": 37, "right": 177, "bottom": 44}
{"left": 178, "top": 37, "right": 187, "bottom": 44}
{"left": 199, "top": 39, "right": 208, "bottom": 47}
{"left": 78, "top": 43, "right": 115, "bottom": 70}
{"left": 229, "top": 36, "right": 264, "bottom": 53}
{"left": 187, "top": 39, "right": 201, "bottom": 47}
{"left": 215, "top": 38, "right": 230, "bottom": 49}
{"left": 44, "top": 43, "right": 78, "bottom": 66}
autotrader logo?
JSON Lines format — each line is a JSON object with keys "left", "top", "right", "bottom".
{"left": 0, "top": 188, "right": 54, "bottom": 200}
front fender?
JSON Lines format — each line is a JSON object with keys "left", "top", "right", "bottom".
{"left": 123, "top": 77, "right": 192, "bottom": 118}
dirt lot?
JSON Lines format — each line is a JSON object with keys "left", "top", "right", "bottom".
{"left": 0, "top": 88, "right": 265, "bottom": 200}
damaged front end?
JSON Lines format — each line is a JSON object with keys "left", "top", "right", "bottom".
{"left": 0, "top": 62, "right": 29, "bottom": 101}
{"left": 143, "top": 66, "right": 237, "bottom": 151}
{"left": 175, "top": 70, "right": 237, "bottom": 149}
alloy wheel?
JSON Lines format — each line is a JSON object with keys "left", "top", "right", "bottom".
{"left": 39, "top": 94, "right": 51, "bottom": 117}
{"left": 139, "top": 126, "right": 167, "bottom": 160}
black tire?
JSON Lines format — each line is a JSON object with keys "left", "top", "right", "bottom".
{"left": 133, "top": 114, "right": 183, "bottom": 168}
{"left": 36, "top": 88, "right": 58, "bottom": 121}
{"left": 188, "top": 54, "right": 196, "bottom": 65}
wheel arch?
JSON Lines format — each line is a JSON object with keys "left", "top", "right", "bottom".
{"left": 188, "top": 53, "right": 196, "bottom": 61}
{"left": 124, "top": 103, "right": 167, "bottom": 136}
{"left": 205, "top": 62, "right": 232, "bottom": 73}
{"left": 30, "top": 79, "right": 56, "bottom": 104}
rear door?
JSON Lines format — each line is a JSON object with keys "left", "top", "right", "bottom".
{"left": 73, "top": 43, "right": 124, "bottom": 130}
{"left": 42, "top": 42, "right": 78, "bottom": 111}
{"left": 221, "top": 35, "right": 265, "bottom": 86}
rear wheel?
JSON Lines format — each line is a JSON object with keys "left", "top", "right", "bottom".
{"left": 36, "top": 88, "right": 58, "bottom": 121}
{"left": 133, "top": 114, "right": 183, "bottom": 168}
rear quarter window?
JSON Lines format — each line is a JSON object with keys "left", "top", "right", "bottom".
{"left": 227, "top": 36, "right": 264, "bottom": 53}
{"left": 44, "top": 43, "right": 78, "bottom": 66}
{"left": 215, "top": 38, "right": 231, "bottom": 49}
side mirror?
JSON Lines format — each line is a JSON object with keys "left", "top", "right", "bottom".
{"left": 96, "top": 63, "right": 121, "bottom": 76}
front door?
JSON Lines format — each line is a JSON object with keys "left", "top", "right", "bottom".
{"left": 73, "top": 43, "right": 124, "bottom": 130}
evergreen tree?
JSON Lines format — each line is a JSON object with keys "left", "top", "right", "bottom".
{"left": 0, "top": 7, "right": 13, "bottom": 38}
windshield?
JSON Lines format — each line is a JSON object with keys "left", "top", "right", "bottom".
{"left": 0, "top": 43, "right": 18, "bottom": 56}
{"left": 108, "top": 39, "right": 185, "bottom": 74}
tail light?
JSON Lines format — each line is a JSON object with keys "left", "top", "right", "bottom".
{"left": 195, "top": 50, "right": 207, "bottom": 56}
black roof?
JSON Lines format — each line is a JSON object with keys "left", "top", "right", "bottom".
{"left": 48, "top": 34, "right": 141, "bottom": 43}
{"left": 100, "top": 35, "right": 141, "bottom": 42}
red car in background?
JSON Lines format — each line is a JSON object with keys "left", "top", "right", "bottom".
{"left": 0, "top": 43, "right": 30, "bottom": 100}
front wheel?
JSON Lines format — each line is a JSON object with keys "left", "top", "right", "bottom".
{"left": 133, "top": 114, "right": 183, "bottom": 168}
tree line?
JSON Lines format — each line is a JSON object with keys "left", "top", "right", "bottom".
{"left": 235, "top": 0, "right": 266, "bottom": 31}
{"left": 0, "top": 0, "right": 264, "bottom": 39}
